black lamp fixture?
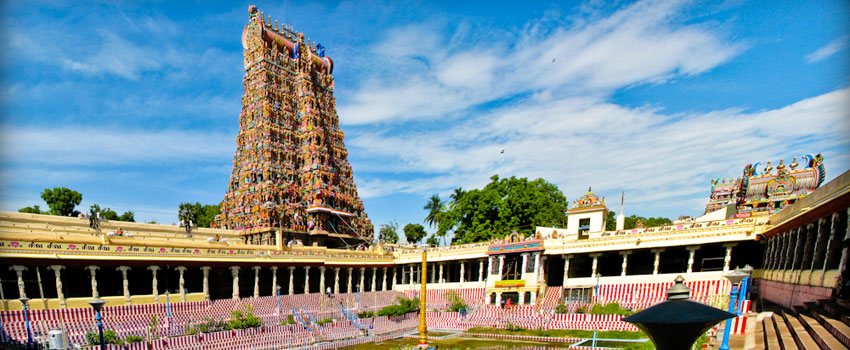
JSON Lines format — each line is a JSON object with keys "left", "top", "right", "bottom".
{"left": 623, "top": 275, "right": 735, "bottom": 350}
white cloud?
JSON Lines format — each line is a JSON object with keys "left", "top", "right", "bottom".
{"left": 805, "top": 35, "right": 849, "bottom": 63}
{"left": 351, "top": 88, "right": 850, "bottom": 217}
{"left": 338, "top": 0, "right": 745, "bottom": 125}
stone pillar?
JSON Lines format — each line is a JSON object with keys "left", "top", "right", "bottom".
{"left": 498, "top": 255, "right": 505, "bottom": 279}
{"left": 389, "top": 268, "right": 395, "bottom": 290}
{"left": 334, "top": 268, "right": 340, "bottom": 294}
{"left": 620, "top": 252, "right": 630, "bottom": 277}
{"left": 10, "top": 266, "right": 27, "bottom": 299}
{"left": 371, "top": 267, "right": 377, "bottom": 291}
{"left": 49, "top": 265, "right": 66, "bottom": 308}
{"left": 304, "top": 266, "right": 311, "bottom": 294}
{"left": 382, "top": 267, "right": 388, "bottom": 291}
{"left": 114, "top": 266, "right": 130, "bottom": 304}
{"left": 562, "top": 255, "right": 571, "bottom": 286}
{"left": 288, "top": 266, "right": 295, "bottom": 295}
{"left": 319, "top": 266, "right": 326, "bottom": 294}
{"left": 347, "top": 267, "right": 353, "bottom": 293}
{"left": 358, "top": 267, "right": 365, "bottom": 293}
{"left": 539, "top": 255, "right": 546, "bottom": 282}
{"left": 521, "top": 253, "right": 529, "bottom": 276}
{"left": 175, "top": 266, "right": 187, "bottom": 302}
{"left": 148, "top": 266, "right": 160, "bottom": 303}
{"left": 802, "top": 220, "right": 822, "bottom": 271}
{"left": 530, "top": 289, "right": 537, "bottom": 305}
{"left": 533, "top": 253, "right": 541, "bottom": 276}
{"left": 822, "top": 210, "right": 845, "bottom": 282}
{"left": 252, "top": 266, "right": 261, "bottom": 298}
{"left": 84, "top": 265, "right": 99, "bottom": 298}
{"left": 487, "top": 257, "right": 493, "bottom": 278}
{"left": 201, "top": 266, "right": 211, "bottom": 301}
{"left": 230, "top": 266, "right": 240, "bottom": 299}
{"left": 438, "top": 263, "right": 444, "bottom": 284}
{"left": 271, "top": 266, "right": 279, "bottom": 296}
{"left": 495, "top": 292, "right": 502, "bottom": 306}
{"left": 479, "top": 259, "right": 484, "bottom": 281}
{"left": 652, "top": 250, "right": 663, "bottom": 275}
{"left": 408, "top": 265, "right": 414, "bottom": 285}
{"left": 810, "top": 216, "right": 830, "bottom": 271}
{"left": 723, "top": 244, "right": 735, "bottom": 273}
{"left": 836, "top": 208, "right": 850, "bottom": 286}
{"left": 459, "top": 262, "right": 466, "bottom": 284}
{"left": 590, "top": 254, "right": 600, "bottom": 277}
{"left": 686, "top": 247, "right": 698, "bottom": 274}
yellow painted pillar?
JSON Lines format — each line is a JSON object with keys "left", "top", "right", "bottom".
{"left": 418, "top": 249, "right": 428, "bottom": 348}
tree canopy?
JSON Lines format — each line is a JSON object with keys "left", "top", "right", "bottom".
{"left": 90, "top": 204, "right": 135, "bottom": 222}
{"left": 18, "top": 205, "right": 44, "bottom": 214}
{"left": 402, "top": 223, "right": 426, "bottom": 245}
{"left": 378, "top": 221, "right": 399, "bottom": 244}
{"left": 434, "top": 175, "right": 568, "bottom": 245}
{"left": 41, "top": 187, "right": 82, "bottom": 216}
{"left": 178, "top": 202, "right": 220, "bottom": 228}
{"left": 425, "top": 234, "right": 440, "bottom": 247}
{"left": 605, "top": 211, "right": 673, "bottom": 231}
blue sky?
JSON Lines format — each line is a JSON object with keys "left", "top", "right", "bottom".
{"left": 1, "top": 0, "right": 849, "bottom": 242}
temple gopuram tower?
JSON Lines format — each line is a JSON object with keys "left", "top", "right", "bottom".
{"left": 216, "top": 5, "right": 373, "bottom": 245}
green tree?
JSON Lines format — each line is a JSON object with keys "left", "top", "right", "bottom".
{"left": 41, "top": 187, "right": 82, "bottom": 216}
{"left": 378, "top": 221, "right": 399, "bottom": 244}
{"left": 441, "top": 175, "right": 568, "bottom": 244}
{"left": 18, "top": 205, "right": 44, "bottom": 214}
{"left": 178, "top": 202, "right": 220, "bottom": 228}
{"left": 402, "top": 223, "right": 427, "bottom": 244}
{"left": 90, "top": 204, "right": 136, "bottom": 222}
{"left": 605, "top": 211, "right": 672, "bottom": 231}
{"left": 426, "top": 234, "right": 440, "bottom": 247}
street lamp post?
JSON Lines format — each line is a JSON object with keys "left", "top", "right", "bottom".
{"left": 88, "top": 298, "right": 107, "bottom": 350}
{"left": 719, "top": 268, "right": 748, "bottom": 350}
{"left": 19, "top": 297, "right": 33, "bottom": 347}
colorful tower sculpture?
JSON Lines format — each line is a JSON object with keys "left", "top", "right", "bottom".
{"left": 216, "top": 5, "right": 373, "bottom": 241}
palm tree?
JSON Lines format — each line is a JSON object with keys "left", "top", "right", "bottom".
{"left": 449, "top": 187, "right": 464, "bottom": 208}
{"left": 423, "top": 194, "right": 443, "bottom": 230}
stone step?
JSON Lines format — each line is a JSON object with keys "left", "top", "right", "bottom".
{"left": 783, "top": 313, "right": 819, "bottom": 350}
{"left": 773, "top": 315, "right": 800, "bottom": 350}
{"left": 811, "top": 309, "right": 850, "bottom": 349}
{"left": 798, "top": 314, "right": 849, "bottom": 350}
{"left": 764, "top": 315, "right": 781, "bottom": 350}
{"left": 754, "top": 314, "right": 766, "bottom": 350}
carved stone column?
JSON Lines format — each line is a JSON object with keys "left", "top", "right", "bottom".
{"left": 288, "top": 266, "right": 295, "bottom": 295}
{"left": 370, "top": 267, "right": 377, "bottom": 291}
{"left": 252, "top": 266, "right": 261, "bottom": 298}
{"left": 10, "top": 266, "right": 27, "bottom": 299}
{"left": 230, "top": 266, "right": 240, "bottom": 299}
{"left": 358, "top": 267, "right": 365, "bottom": 293}
{"left": 304, "top": 266, "right": 311, "bottom": 294}
{"left": 117, "top": 266, "right": 132, "bottom": 304}
{"left": 459, "top": 262, "right": 466, "bottom": 284}
{"left": 201, "top": 266, "right": 211, "bottom": 301}
{"left": 590, "top": 254, "right": 601, "bottom": 277}
{"left": 148, "top": 265, "right": 160, "bottom": 303}
{"left": 438, "top": 264, "right": 444, "bottom": 284}
{"left": 497, "top": 255, "right": 505, "bottom": 280}
{"left": 175, "top": 266, "right": 187, "bottom": 302}
{"left": 723, "top": 244, "right": 735, "bottom": 273}
{"left": 319, "top": 266, "right": 326, "bottom": 294}
{"left": 478, "top": 259, "right": 484, "bottom": 281}
{"left": 620, "top": 252, "right": 630, "bottom": 277}
{"left": 271, "top": 266, "right": 279, "bottom": 296}
{"left": 652, "top": 249, "right": 663, "bottom": 275}
{"left": 381, "top": 267, "right": 388, "bottom": 291}
{"left": 408, "top": 265, "right": 414, "bottom": 285}
{"left": 49, "top": 265, "right": 66, "bottom": 308}
{"left": 521, "top": 253, "right": 529, "bottom": 276}
{"left": 334, "top": 268, "right": 340, "bottom": 294}
{"left": 347, "top": 267, "right": 353, "bottom": 293}
{"left": 686, "top": 246, "right": 698, "bottom": 274}
{"left": 562, "top": 255, "right": 571, "bottom": 286}
{"left": 85, "top": 265, "right": 100, "bottom": 298}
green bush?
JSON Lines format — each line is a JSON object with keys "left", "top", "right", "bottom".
{"left": 447, "top": 290, "right": 467, "bottom": 312}
{"left": 357, "top": 311, "right": 375, "bottom": 318}
{"left": 227, "top": 305, "right": 262, "bottom": 330}
{"left": 555, "top": 303, "right": 568, "bottom": 314}
{"left": 86, "top": 329, "right": 122, "bottom": 346}
{"left": 575, "top": 305, "right": 587, "bottom": 314}
{"left": 505, "top": 323, "right": 525, "bottom": 332}
{"left": 378, "top": 296, "right": 420, "bottom": 317}
{"left": 124, "top": 335, "right": 144, "bottom": 343}
{"left": 186, "top": 317, "right": 228, "bottom": 334}
{"left": 279, "top": 314, "right": 297, "bottom": 326}
{"left": 316, "top": 318, "right": 333, "bottom": 326}
{"left": 589, "top": 302, "right": 633, "bottom": 316}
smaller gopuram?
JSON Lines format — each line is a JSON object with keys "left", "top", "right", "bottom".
{"left": 216, "top": 6, "right": 373, "bottom": 245}
{"left": 565, "top": 188, "right": 608, "bottom": 239}
{"left": 705, "top": 154, "right": 826, "bottom": 216}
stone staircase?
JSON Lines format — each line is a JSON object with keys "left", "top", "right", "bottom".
{"left": 754, "top": 299, "right": 849, "bottom": 349}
